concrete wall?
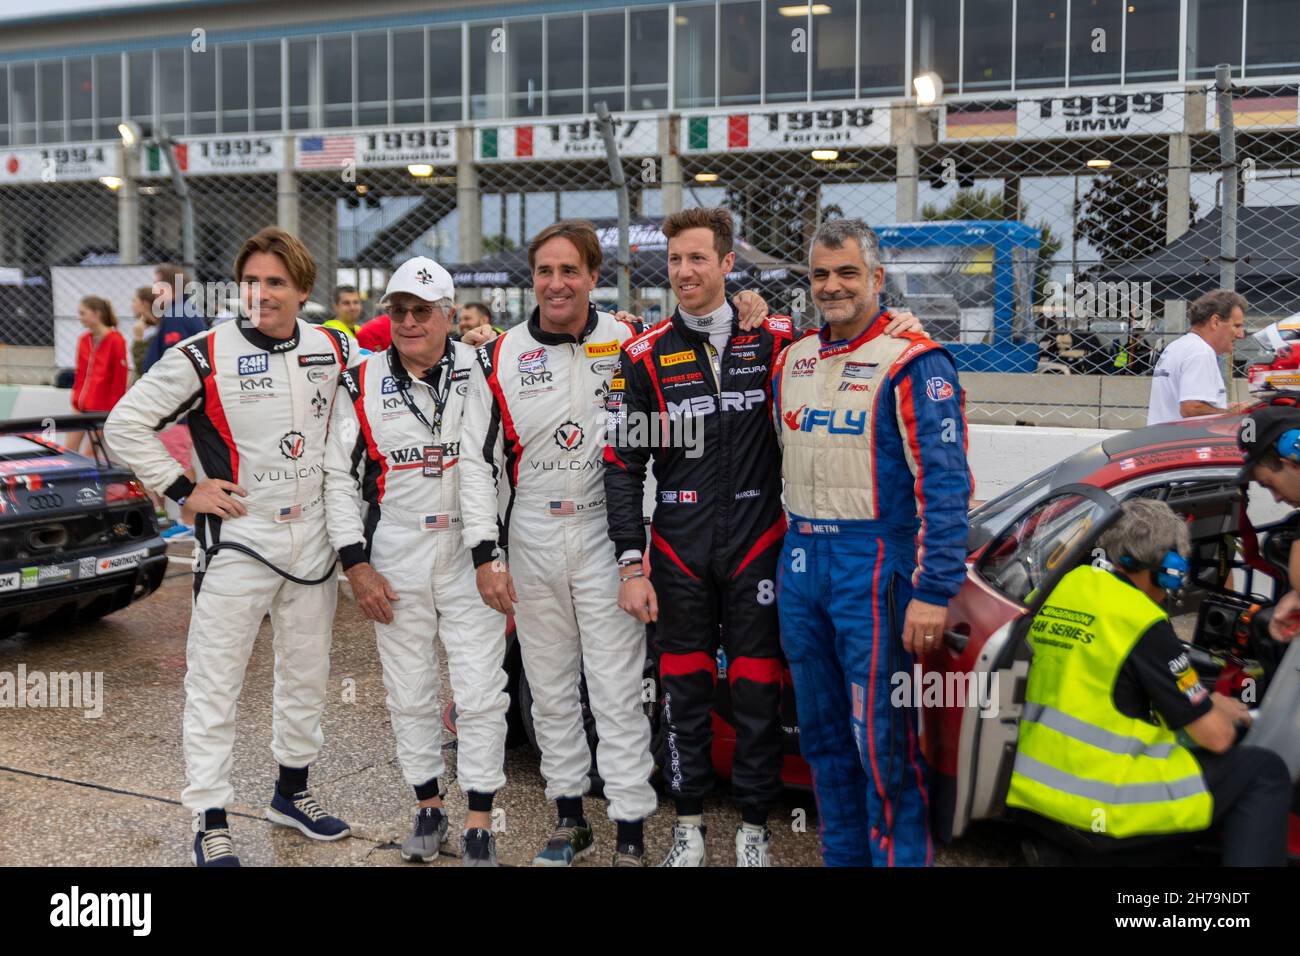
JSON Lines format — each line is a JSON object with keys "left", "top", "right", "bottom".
{"left": 964, "top": 373, "right": 1151, "bottom": 430}
{"left": 0, "top": 384, "right": 73, "bottom": 420}
{"left": 969, "top": 423, "right": 1117, "bottom": 503}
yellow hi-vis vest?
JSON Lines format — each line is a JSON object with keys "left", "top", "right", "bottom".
{"left": 1006, "top": 565, "right": 1213, "bottom": 837}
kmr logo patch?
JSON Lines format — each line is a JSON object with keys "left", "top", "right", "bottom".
{"left": 238, "top": 353, "right": 269, "bottom": 375}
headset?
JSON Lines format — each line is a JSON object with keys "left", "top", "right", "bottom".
{"left": 1277, "top": 428, "right": 1300, "bottom": 463}
{"left": 1117, "top": 551, "right": 1191, "bottom": 591}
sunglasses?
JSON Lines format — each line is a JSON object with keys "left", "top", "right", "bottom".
{"left": 389, "top": 303, "right": 443, "bottom": 322}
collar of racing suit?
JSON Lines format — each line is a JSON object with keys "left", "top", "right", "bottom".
{"left": 526, "top": 303, "right": 600, "bottom": 345}
{"left": 816, "top": 308, "right": 890, "bottom": 356}
{"left": 236, "top": 316, "right": 301, "bottom": 353}
{"left": 386, "top": 336, "right": 451, "bottom": 389}
{"left": 671, "top": 304, "right": 738, "bottom": 343}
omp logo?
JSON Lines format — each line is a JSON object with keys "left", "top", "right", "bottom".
{"left": 585, "top": 341, "right": 620, "bottom": 357}
{"left": 237, "top": 353, "right": 268, "bottom": 375}
{"left": 766, "top": 317, "right": 792, "bottom": 333}
{"left": 783, "top": 405, "right": 867, "bottom": 434}
{"left": 50, "top": 886, "right": 150, "bottom": 936}
{"left": 660, "top": 350, "right": 696, "bottom": 367}
{"left": 627, "top": 338, "right": 654, "bottom": 359}
{"left": 666, "top": 389, "right": 765, "bottom": 418}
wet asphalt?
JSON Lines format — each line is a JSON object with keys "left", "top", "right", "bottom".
{"left": 0, "top": 546, "right": 1019, "bottom": 868}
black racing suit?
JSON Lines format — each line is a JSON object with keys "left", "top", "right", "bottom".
{"left": 603, "top": 308, "right": 795, "bottom": 818}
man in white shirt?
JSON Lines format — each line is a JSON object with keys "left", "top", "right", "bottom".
{"left": 1147, "top": 289, "right": 1249, "bottom": 426}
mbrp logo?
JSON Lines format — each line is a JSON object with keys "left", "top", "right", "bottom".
{"left": 666, "top": 389, "right": 765, "bottom": 419}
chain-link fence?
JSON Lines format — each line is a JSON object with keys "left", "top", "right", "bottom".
{"left": 3, "top": 79, "right": 1299, "bottom": 428}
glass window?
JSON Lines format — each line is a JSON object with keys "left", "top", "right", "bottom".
{"left": 766, "top": 1, "right": 807, "bottom": 102}
{"left": 393, "top": 29, "right": 424, "bottom": 124}
{"left": 1070, "top": 0, "right": 1122, "bottom": 85}
{"left": 129, "top": 51, "right": 152, "bottom": 123}
{"left": 1246, "top": 0, "right": 1300, "bottom": 77}
{"left": 12, "top": 63, "right": 37, "bottom": 145}
{"left": 158, "top": 49, "right": 184, "bottom": 130}
{"left": 69, "top": 57, "right": 93, "bottom": 141}
{"left": 188, "top": 49, "right": 215, "bottom": 134}
{"left": 323, "top": 36, "right": 353, "bottom": 127}
{"left": 429, "top": 27, "right": 461, "bottom": 122}
{"left": 357, "top": 32, "right": 387, "bottom": 125}
{"left": 1188, "top": 0, "right": 1243, "bottom": 79}
{"left": 913, "top": 0, "right": 959, "bottom": 93}
{"left": 470, "top": 22, "right": 503, "bottom": 120}
{"left": 0, "top": 69, "right": 8, "bottom": 147}
{"left": 1124, "top": 0, "right": 1179, "bottom": 82}
{"left": 95, "top": 54, "right": 122, "bottom": 139}
{"left": 219, "top": 44, "right": 248, "bottom": 132}
{"left": 860, "top": 0, "right": 906, "bottom": 96}
{"left": 289, "top": 39, "right": 317, "bottom": 130}
{"left": 813, "top": 1, "right": 856, "bottom": 100}
{"left": 547, "top": 15, "right": 584, "bottom": 115}
{"left": 630, "top": 8, "right": 668, "bottom": 110}
{"left": 675, "top": 2, "right": 716, "bottom": 108}
{"left": 39, "top": 61, "right": 64, "bottom": 143}
{"left": 252, "top": 42, "right": 281, "bottom": 131}
{"left": 963, "top": 0, "right": 1012, "bottom": 91}
{"left": 588, "top": 12, "right": 625, "bottom": 112}
{"left": 1016, "top": 0, "right": 1067, "bottom": 88}
{"left": 507, "top": 19, "right": 543, "bottom": 117}
{"left": 720, "top": 2, "right": 761, "bottom": 106}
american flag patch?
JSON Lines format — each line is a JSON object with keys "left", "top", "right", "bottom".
{"left": 548, "top": 500, "right": 576, "bottom": 516}
{"left": 422, "top": 514, "right": 451, "bottom": 531}
{"left": 851, "top": 682, "right": 865, "bottom": 722}
{"left": 275, "top": 505, "right": 302, "bottom": 522}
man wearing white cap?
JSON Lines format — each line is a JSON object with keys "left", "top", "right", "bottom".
{"left": 324, "top": 257, "right": 509, "bottom": 866}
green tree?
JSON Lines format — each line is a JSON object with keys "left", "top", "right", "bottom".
{"left": 482, "top": 234, "right": 518, "bottom": 254}
{"left": 1073, "top": 170, "right": 1197, "bottom": 264}
{"left": 921, "top": 187, "right": 1063, "bottom": 303}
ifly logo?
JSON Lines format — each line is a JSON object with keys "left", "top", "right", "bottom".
{"left": 782, "top": 405, "right": 867, "bottom": 435}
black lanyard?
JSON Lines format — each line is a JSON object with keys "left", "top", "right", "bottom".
{"left": 397, "top": 350, "right": 453, "bottom": 438}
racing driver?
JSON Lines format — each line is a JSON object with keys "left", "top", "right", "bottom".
{"left": 106, "top": 228, "right": 357, "bottom": 867}
{"left": 324, "top": 257, "right": 509, "bottom": 866}
{"left": 772, "top": 218, "right": 972, "bottom": 867}
{"left": 460, "top": 219, "right": 770, "bottom": 866}
{"left": 605, "top": 207, "right": 924, "bottom": 867}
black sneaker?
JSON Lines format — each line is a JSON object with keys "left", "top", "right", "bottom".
{"left": 611, "top": 842, "right": 647, "bottom": 867}
{"left": 460, "top": 827, "right": 499, "bottom": 867}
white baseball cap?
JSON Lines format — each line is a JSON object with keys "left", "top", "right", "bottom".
{"left": 380, "top": 256, "right": 455, "bottom": 307}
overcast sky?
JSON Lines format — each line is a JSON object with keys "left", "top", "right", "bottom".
{"left": 1, "top": 0, "right": 174, "bottom": 22}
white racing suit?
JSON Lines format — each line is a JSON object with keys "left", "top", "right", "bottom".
{"left": 105, "top": 319, "right": 355, "bottom": 812}
{"left": 324, "top": 341, "right": 508, "bottom": 798}
{"left": 460, "top": 306, "right": 657, "bottom": 823}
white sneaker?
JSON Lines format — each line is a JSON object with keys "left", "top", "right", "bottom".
{"left": 659, "top": 822, "right": 707, "bottom": 867}
{"left": 735, "top": 825, "right": 774, "bottom": 867}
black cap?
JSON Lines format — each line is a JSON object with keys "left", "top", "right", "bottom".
{"left": 1236, "top": 399, "right": 1300, "bottom": 482}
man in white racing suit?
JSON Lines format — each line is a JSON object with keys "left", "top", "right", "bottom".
{"left": 105, "top": 228, "right": 356, "bottom": 867}
{"left": 324, "top": 257, "right": 509, "bottom": 866}
{"left": 460, "top": 218, "right": 770, "bottom": 866}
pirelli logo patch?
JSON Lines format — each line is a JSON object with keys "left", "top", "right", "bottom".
{"left": 610, "top": 377, "right": 626, "bottom": 390}
{"left": 660, "top": 350, "right": 696, "bottom": 367}
{"left": 585, "top": 341, "right": 620, "bottom": 357}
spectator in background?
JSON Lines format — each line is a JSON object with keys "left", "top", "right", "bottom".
{"left": 130, "top": 285, "right": 158, "bottom": 383}
{"left": 457, "top": 301, "right": 505, "bottom": 341}
{"left": 1147, "top": 289, "right": 1251, "bottom": 426}
{"left": 72, "top": 296, "right": 129, "bottom": 414}
{"left": 141, "top": 263, "right": 207, "bottom": 376}
{"left": 357, "top": 311, "right": 392, "bottom": 353}
{"left": 323, "top": 285, "right": 364, "bottom": 339}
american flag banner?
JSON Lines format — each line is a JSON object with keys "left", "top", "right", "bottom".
{"left": 548, "top": 500, "right": 576, "bottom": 517}
{"left": 297, "top": 135, "right": 355, "bottom": 169}
{"left": 422, "top": 514, "right": 451, "bottom": 531}
{"left": 276, "top": 505, "right": 303, "bottom": 522}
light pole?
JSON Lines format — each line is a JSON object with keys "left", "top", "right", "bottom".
{"left": 119, "top": 121, "right": 196, "bottom": 275}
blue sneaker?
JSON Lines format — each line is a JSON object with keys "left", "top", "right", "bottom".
{"left": 161, "top": 523, "right": 194, "bottom": 540}
{"left": 266, "top": 789, "right": 351, "bottom": 841}
{"left": 531, "top": 818, "right": 593, "bottom": 867}
{"left": 192, "top": 822, "right": 241, "bottom": 867}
